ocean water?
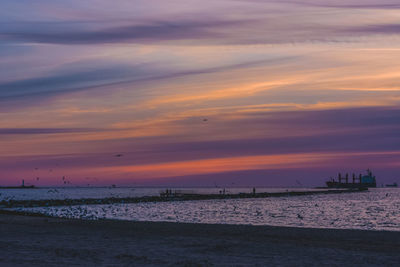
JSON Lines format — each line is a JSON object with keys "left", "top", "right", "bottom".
{"left": 10, "top": 188, "right": 400, "bottom": 231}
{"left": 0, "top": 187, "right": 322, "bottom": 201}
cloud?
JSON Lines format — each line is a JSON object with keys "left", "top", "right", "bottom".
{"left": 1, "top": 107, "right": 399, "bottom": 186}
{"left": 0, "top": 128, "right": 98, "bottom": 135}
{"left": 33, "top": 106, "right": 397, "bottom": 166}
{"left": 144, "top": 107, "right": 400, "bottom": 159}
{"left": 0, "top": 20, "right": 234, "bottom": 45}
{"left": 0, "top": 20, "right": 393, "bottom": 46}
{"left": 350, "top": 24, "right": 400, "bottom": 34}
{"left": 2, "top": 18, "right": 399, "bottom": 46}
{"left": 0, "top": 64, "right": 149, "bottom": 99}
{"left": 2, "top": 1, "right": 400, "bottom": 46}
{"left": 268, "top": 0, "right": 400, "bottom": 9}
{"left": 0, "top": 56, "right": 292, "bottom": 107}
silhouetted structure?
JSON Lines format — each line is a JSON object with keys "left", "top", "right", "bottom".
{"left": 326, "top": 169, "right": 376, "bottom": 188}
{"left": 0, "top": 179, "right": 35, "bottom": 189}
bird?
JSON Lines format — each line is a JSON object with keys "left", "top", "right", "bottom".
{"left": 203, "top": 118, "right": 208, "bottom": 122}
{"left": 115, "top": 154, "right": 123, "bottom": 157}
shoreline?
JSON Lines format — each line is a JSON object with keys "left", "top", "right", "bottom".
{"left": 0, "top": 210, "right": 399, "bottom": 266}
{"left": 1, "top": 208, "right": 399, "bottom": 233}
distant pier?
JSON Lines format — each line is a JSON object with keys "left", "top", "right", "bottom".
{"left": 0, "top": 179, "right": 35, "bottom": 189}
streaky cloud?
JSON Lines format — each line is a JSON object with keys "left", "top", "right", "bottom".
{"left": 267, "top": 0, "right": 400, "bottom": 9}
{"left": 0, "top": 64, "right": 151, "bottom": 99}
{"left": 2, "top": 1, "right": 400, "bottom": 46}
{"left": 0, "top": 128, "right": 99, "bottom": 135}
{"left": 350, "top": 24, "right": 400, "bottom": 34}
{"left": 0, "top": 20, "right": 235, "bottom": 45}
{"left": 0, "top": 56, "right": 293, "bottom": 106}
{"left": 2, "top": 18, "right": 400, "bottom": 46}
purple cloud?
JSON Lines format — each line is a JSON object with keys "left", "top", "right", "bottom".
{"left": 350, "top": 24, "right": 400, "bottom": 34}
{"left": 0, "top": 128, "right": 99, "bottom": 135}
{"left": 269, "top": 0, "right": 400, "bottom": 9}
{"left": 3, "top": 107, "right": 398, "bottom": 167}
{"left": 0, "top": 20, "right": 233, "bottom": 45}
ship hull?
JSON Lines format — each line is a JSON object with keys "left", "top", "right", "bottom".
{"left": 326, "top": 181, "right": 376, "bottom": 188}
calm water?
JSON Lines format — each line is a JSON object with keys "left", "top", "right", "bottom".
{"left": 10, "top": 188, "right": 400, "bottom": 231}
{"left": 0, "top": 187, "right": 322, "bottom": 201}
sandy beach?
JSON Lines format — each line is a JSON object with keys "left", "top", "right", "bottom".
{"left": 0, "top": 211, "right": 399, "bottom": 266}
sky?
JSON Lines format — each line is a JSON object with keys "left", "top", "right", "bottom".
{"left": 1, "top": 0, "right": 400, "bottom": 187}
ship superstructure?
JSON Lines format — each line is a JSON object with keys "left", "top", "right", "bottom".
{"left": 326, "top": 169, "right": 376, "bottom": 188}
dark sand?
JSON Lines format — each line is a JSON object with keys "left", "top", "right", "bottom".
{"left": 0, "top": 212, "right": 399, "bottom": 266}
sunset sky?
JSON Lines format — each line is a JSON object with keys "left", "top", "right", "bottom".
{"left": 1, "top": 0, "right": 400, "bottom": 187}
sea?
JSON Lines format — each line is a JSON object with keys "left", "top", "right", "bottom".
{"left": 1, "top": 187, "right": 399, "bottom": 231}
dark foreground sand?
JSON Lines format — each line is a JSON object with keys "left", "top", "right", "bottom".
{"left": 0, "top": 212, "right": 399, "bottom": 266}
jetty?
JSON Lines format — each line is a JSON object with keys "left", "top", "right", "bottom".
{"left": 0, "top": 188, "right": 366, "bottom": 209}
{"left": 385, "top": 183, "right": 398, "bottom": 188}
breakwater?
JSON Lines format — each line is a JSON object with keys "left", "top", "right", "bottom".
{"left": 0, "top": 188, "right": 366, "bottom": 209}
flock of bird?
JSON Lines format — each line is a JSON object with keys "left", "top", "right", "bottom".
{"left": 18, "top": 117, "right": 211, "bottom": 187}
{"left": 25, "top": 153, "right": 128, "bottom": 187}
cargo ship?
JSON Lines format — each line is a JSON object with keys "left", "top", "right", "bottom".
{"left": 326, "top": 169, "right": 376, "bottom": 188}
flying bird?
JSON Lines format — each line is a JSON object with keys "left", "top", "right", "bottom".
{"left": 115, "top": 154, "right": 123, "bottom": 157}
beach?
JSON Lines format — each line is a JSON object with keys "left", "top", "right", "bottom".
{"left": 0, "top": 211, "right": 399, "bottom": 266}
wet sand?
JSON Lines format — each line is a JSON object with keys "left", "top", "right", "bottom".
{"left": 0, "top": 212, "right": 399, "bottom": 266}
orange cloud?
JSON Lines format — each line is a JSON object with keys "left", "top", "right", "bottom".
{"left": 96, "top": 151, "right": 400, "bottom": 179}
